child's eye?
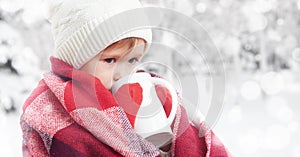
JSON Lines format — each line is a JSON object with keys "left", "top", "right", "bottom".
{"left": 104, "top": 58, "right": 116, "bottom": 64}
{"left": 128, "top": 57, "right": 139, "bottom": 64}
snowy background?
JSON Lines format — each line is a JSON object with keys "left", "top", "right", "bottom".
{"left": 1, "top": 0, "right": 300, "bottom": 156}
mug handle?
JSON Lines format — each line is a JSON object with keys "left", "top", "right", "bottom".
{"left": 150, "top": 77, "right": 178, "bottom": 125}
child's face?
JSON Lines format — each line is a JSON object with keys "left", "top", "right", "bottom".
{"left": 80, "top": 38, "right": 146, "bottom": 91}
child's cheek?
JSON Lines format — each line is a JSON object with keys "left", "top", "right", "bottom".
{"left": 118, "top": 62, "right": 135, "bottom": 76}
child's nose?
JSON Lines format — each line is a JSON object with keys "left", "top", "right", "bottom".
{"left": 113, "top": 73, "right": 121, "bottom": 81}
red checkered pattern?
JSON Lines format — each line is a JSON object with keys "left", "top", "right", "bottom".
{"left": 20, "top": 56, "right": 233, "bottom": 157}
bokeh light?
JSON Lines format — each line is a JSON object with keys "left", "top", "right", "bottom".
{"left": 238, "top": 129, "right": 263, "bottom": 154}
{"left": 0, "top": 0, "right": 24, "bottom": 13}
{"left": 288, "top": 121, "right": 299, "bottom": 133}
{"left": 265, "top": 97, "right": 293, "bottom": 123}
{"left": 263, "top": 124, "right": 291, "bottom": 150}
{"left": 293, "top": 145, "right": 300, "bottom": 157}
{"left": 221, "top": 36, "right": 241, "bottom": 55}
{"left": 292, "top": 48, "right": 300, "bottom": 62}
{"left": 267, "top": 30, "right": 282, "bottom": 42}
{"left": 240, "top": 80, "right": 262, "bottom": 100}
{"left": 12, "top": 47, "right": 40, "bottom": 75}
{"left": 173, "top": 0, "right": 194, "bottom": 16}
{"left": 219, "top": 0, "right": 233, "bottom": 8}
{"left": 195, "top": 2, "right": 207, "bottom": 13}
{"left": 260, "top": 72, "right": 285, "bottom": 95}
{"left": 254, "top": 0, "right": 276, "bottom": 13}
{"left": 21, "top": 0, "right": 46, "bottom": 25}
{"left": 276, "top": 18, "right": 285, "bottom": 26}
{"left": 227, "top": 105, "right": 242, "bottom": 124}
{"left": 248, "top": 14, "right": 268, "bottom": 32}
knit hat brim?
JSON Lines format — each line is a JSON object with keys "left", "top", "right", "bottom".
{"left": 47, "top": 0, "right": 153, "bottom": 69}
{"left": 56, "top": 22, "right": 152, "bottom": 69}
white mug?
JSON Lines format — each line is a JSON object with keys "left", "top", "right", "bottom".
{"left": 111, "top": 72, "right": 178, "bottom": 148}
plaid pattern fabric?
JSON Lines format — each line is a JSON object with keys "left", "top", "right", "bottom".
{"left": 20, "top": 57, "right": 233, "bottom": 157}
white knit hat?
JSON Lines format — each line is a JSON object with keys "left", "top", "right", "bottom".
{"left": 45, "top": 0, "right": 152, "bottom": 69}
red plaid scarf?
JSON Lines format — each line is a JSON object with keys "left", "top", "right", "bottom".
{"left": 20, "top": 57, "right": 232, "bottom": 157}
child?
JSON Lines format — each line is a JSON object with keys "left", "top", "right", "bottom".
{"left": 20, "top": 0, "right": 232, "bottom": 156}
